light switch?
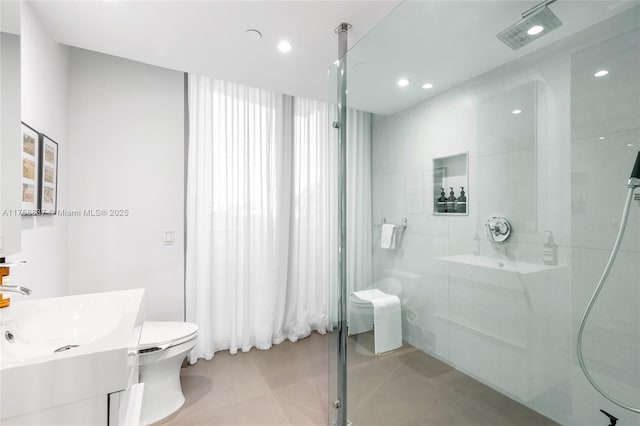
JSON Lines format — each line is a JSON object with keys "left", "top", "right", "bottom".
{"left": 163, "top": 229, "right": 175, "bottom": 245}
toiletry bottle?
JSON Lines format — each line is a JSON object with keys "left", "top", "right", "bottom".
{"left": 437, "top": 188, "right": 447, "bottom": 213}
{"left": 457, "top": 186, "right": 467, "bottom": 213}
{"left": 543, "top": 231, "right": 558, "bottom": 266}
{"left": 447, "top": 187, "right": 457, "bottom": 212}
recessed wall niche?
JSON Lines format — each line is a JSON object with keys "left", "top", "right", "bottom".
{"left": 433, "top": 152, "right": 468, "bottom": 216}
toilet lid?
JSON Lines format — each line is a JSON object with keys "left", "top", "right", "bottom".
{"left": 139, "top": 321, "right": 198, "bottom": 350}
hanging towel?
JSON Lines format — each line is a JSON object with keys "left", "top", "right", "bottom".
{"left": 380, "top": 224, "right": 396, "bottom": 249}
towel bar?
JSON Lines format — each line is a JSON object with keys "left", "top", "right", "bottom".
{"left": 373, "top": 217, "right": 407, "bottom": 230}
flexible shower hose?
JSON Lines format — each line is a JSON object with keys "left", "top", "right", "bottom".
{"left": 577, "top": 186, "right": 639, "bottom": 413}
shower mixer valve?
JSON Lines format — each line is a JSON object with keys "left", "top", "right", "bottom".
{"left": 485, "top": 216, "right": 512, "bottom": 242}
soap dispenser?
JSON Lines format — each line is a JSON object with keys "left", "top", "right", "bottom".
{"left": 543, "top": 231, "right": 558, "bottom": 266}
{"left": 447, "top": 187, "right": 457, "bottom": 212}
{"left": 437, "top": 188, "right": 447, "bottom": 213}
{"left": 457, "top": 186, "right": 467, "bottom": 213}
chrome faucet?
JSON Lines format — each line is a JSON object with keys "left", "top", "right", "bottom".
{"left": 0, "top": 286, "right": 32, "bottom": 296}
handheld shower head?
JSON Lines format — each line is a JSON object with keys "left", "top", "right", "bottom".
{"left": 629, "top": 151, "right": 640, "bottom": 188}
{"left": 497, "top": 0, "right": 563, "bottom": 50}
{"left": 630, "top": 152, "right": 640, "bottom": 179}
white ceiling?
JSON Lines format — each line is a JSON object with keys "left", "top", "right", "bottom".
{"left": 26, "top": 0, "right": 640, "bottom": 113}
{"left": 28, "top": 0, "right": 401, "bottom": 102}
{"left": 346, "top": 1, "right": 640, "bottom": 114}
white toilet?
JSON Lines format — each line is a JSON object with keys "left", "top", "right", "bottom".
{"left": 138, "top": 321, "right": 198, "bottom": 425}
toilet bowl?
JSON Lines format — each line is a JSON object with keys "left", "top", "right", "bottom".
{"left": 138, "top": 321, "right": 198, "bottom": 425}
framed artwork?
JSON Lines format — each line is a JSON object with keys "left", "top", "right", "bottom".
{"left": 21, "top": 123, "right": 40, "bottom": 214}
{"left": 39, "top": 135, "right": 58, "bottom": 215}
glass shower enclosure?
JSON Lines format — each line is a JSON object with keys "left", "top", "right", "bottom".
{"left": 329, "top": 1, "right": 640, "bottom": 425}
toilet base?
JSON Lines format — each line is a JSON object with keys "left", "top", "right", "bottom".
{"left": 139, "top": 341, "right": 195, "bottom": 425}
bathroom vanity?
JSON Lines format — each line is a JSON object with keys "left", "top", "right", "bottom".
{"left": 0, "top": 289, "right": 145, "bottom": 425}
{"left": 434, "top": 254, "right": 568, "bottom": 402}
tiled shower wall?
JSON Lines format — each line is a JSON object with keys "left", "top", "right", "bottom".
{"left": 369, "top": 11, "right": 640, "bottom": 426}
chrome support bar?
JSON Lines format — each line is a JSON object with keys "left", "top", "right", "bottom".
{"left": 335, "top": 21, "right": 350, "bottom": 426}
{"left": 521, "top": 0, "right": 557, "bottom": 18}
{"left": 374, "top": 217, "right": 408, "bottom": 230}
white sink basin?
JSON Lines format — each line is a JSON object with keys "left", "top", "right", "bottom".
{"left": 0, "top": 289, "right": 145, "bottom": 421}
{"left": 436, "top": 254, "right": 566, "bottom": 291}
{"left": 437, "top": 254, "right": 559, "bottom": 274}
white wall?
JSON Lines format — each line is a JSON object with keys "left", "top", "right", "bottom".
{"left": 9, "top": 3, "right": 69, "bottom": 298}
{"left": 1, "top": 31, "right": 22, "bottom": 256}
{"left": 368, "top": 10, "right": 640, "bottom": 426}
{"left": 371, "top": 46, "right": 573, "bottom": 421}
{"left": 66, "top": 48, "right": 185, "bottom": 321}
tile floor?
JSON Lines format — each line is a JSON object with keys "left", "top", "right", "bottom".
{"left": 156, "top": 332, "right": 558, "bottom": 426}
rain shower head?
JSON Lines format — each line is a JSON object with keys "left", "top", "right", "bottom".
{"left": 497, "top": 0, "right": 563, "bottom": 50}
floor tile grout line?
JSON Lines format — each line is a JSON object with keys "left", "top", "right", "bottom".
{"left": 270, "top": 388, "right": 295, "bottom": 426}
{"left": 181, "top": 353, "right": 277, "bottom": 414}
{"left": 247, "top": 343, "right": 327, "bottom": 419}
{"left": 272, "top": 379, "right": 326, "bottom": 416}
{"left": 421, "top": 368, "right": 542, "bottom": 426}
{"left": 273, "top": 388, "right": 328, "bottom": 425}
{"left": 244, "top": 349, "right": 282, "bottom": 395}
{"left": 350, "top": 347, "right": 417, "bottom": 414}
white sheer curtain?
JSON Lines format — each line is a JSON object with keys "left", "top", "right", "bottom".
{"left": 347, "top": 109, "right": 373, "bottom": 294}
{"left": 186, "top": 75, "right": 343, "bottom": 361}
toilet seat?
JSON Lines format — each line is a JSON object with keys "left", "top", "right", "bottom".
{"left": 139, "top": 321, "right": 198, "bottom": 351}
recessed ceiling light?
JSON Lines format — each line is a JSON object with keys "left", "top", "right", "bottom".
{"left": 512, "top": 109, "right": 522, "bottom": 114}
{"left": 278, "top": 40, "right": 292, "bottom": 54}
{"left": 627, "top": 143, "right": 633, "bottom": 147}
{"left": 527, "top": 25, "right": 544, "bottom": 35}
{"left": 594, "top": 70, "right": 609, "bottom": 78}
{"left": 397, "top": 78, "right": 410, "bottom": 88}
{"left": 245, "top": 29, "right": 262, "bottom": 41}
{"left": 422, "top": 83, "right": 433, "bottom": 89}
{"left": 599, "top": 136, "right": 606, "bottom": 140}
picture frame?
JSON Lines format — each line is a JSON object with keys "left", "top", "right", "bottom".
{"left": 21, "top": 123, "right": 40, "bottom": 214}
{"left": 39, "top": 134, "right": 58, "bottom": 215}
